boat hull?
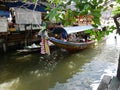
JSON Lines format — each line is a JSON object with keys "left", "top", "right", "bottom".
{"left": 49, "top": 37, "right": 95, "bottom": 51}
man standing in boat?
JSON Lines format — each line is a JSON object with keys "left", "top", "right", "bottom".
{"left": 38, "top": 21, "right": 50, "bottom": 55}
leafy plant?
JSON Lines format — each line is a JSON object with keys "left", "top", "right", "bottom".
{"left": 22, "top": 0, "right": 118, "bottom": 40}
{"left": 46, "top": 0, "right": 110, "bottom": 26}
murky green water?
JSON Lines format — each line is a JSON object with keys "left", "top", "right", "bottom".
{"left": 0, "top": 31, "right": 120, "bottom": 90}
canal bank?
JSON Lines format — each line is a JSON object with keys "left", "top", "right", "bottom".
{"left": 0, "top": 32, "right": 120, "bottom": 90}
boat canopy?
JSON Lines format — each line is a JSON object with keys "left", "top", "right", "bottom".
{"left": 64, "top": 25, "right": 94, "bottom": 34}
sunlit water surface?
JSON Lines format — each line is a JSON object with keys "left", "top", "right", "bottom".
{"left": 0, "top": 31, "right": 120, "bottom": 90}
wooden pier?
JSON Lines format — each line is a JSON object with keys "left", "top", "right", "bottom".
{"left": 97, "top": 54, "right": 120, "bottom": 90}
{"left": 98, "top": 74, "right": 120, "bottom": 90}
{"left": 0, "top": 30, "right": 41, "bottom": 53}
{"left": 97, "top": 75, "right": 120, "bottom": 90}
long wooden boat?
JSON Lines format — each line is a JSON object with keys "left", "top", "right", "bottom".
{"left": 49, "top": 25, "right": 95, "bottom": 51}
{"left": 49, "top": 37, "right": 95, "bottom": 51}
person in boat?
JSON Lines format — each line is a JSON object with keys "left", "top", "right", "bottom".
{"left": 84, "top": 34, "right": 88, "bottom": 42}
{"left": 52, "top": 22, "right": 68, "bottom": 40}
{"left": 68, "top": 33, "right": 77, "bottom": 42}
{"left": 76, "top": 32, "right": 85, "bottom": 42}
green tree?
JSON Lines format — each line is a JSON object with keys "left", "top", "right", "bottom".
{"left": 22, "top": 0, "right": 116, "bottom": 27}
{"left": 45, "top": 0, "right": 115, "bottom": 41}
{"left": 46, "top": 0, "right": 108, "bottom": 26}
{"left": 22, "top": 0, "right": 118, "bottom": 41}
{"left": 112, "top": 0, "right": 120, "bottom": 34}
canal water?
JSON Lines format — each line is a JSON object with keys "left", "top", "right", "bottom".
{"left": 0, "top": 31, "right": 120, "bottom": 90}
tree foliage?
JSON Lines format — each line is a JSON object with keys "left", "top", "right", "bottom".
{"left": 46, "top": 0, "right": 109, "bottom": 27}
{"left": 112, "top": 0, "right": 120, "bottom": 35}
{"left": 22, "top": 0, "right": 119, "bottom": 40}
{"left": 112, "top": 5, "right": 120, "bottom": 15}
{"left": 45, "top": 0, "right": 116, "bottom": 41}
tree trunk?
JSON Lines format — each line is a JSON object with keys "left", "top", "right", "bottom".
{"left": 113, "top": 14, "right": 120, "bottom": 34}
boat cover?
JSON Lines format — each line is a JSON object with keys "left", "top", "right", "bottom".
{"left": 64, "top": 25, "right": 94, "bottom": 34}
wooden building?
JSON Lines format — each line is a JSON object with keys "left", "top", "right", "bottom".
{"left": 0, "top": 1, "right": 47, "bottom": 52}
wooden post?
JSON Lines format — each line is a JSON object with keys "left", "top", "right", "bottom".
{"left": 117, "top": 54, "right": 120, "bottom": 80}
{"left": 24, "top": 24, "right": 28, "bottom": 47}
{"left": 1, "top": 38, "right": 7, "bottom": 53}
{"left": 3, "top": 43, "right": 6, "bottom": 52}
{"left": 97, "top": 75, "right": 112, "bottom": 90}
{"left": 30, "top": 23, "right": 32, "bottom": 45}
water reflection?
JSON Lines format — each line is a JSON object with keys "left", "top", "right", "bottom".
{"left": 0, "top": 32, "right": 120, "bottom": 90}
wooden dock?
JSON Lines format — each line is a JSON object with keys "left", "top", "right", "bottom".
{"left": 97, "top": 75, "right": 120, "bottom": 90}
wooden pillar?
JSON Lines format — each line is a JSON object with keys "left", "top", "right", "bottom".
{"left": 30, "top": 24, "right": 33, "bottom": 45}
{"left": 0, "top": 38, "right": 7, "bottom": 53}
{"left": 3, "top": 43, "right": 6, "bottom": 52}
{"left": 24, "top": 25, "right": 28, "bottom": 47}
{"left": 117, "top": 54, "right": 120, "bottom": 80}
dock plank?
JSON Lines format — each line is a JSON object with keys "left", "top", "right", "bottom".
{"left": 118, "top": 86, "right": 120, "bottom": 90}
{"left": 97, "top": 75, "right": 112, "bottom": 90}
{"left": 108, "top": 76, "right": 120, "bottom": 90}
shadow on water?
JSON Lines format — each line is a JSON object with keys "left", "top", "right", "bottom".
{"left": 0, "top": 47, "right": 68, "bottom": 81}
{"left": 0, "top": 44, "right": 102, "bottom": 90}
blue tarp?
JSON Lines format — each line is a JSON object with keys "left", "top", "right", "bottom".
{"left": 4, "top": 1, "right": 47, "bottom": 12}
{"left": 0, "top": 10, "right": 10, "bottom": 17}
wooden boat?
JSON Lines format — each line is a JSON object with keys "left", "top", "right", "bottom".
{"left": 49, "top": 25, "right": 95, "bottom": 51}
{"left": 17, "top": 42, "right": 55, "bottom": 53}
{"left": 49, "top": 37, "right": 95, "bottom": 51}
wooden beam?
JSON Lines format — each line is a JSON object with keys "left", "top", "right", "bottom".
{"left": 117, "top": 54, "right": 120, "bottom": 80}
{"left": 97, "top": 75, "right": 112, "bottom": 90}
{"left": 108, "top": 76, "right": 120, "bottom": 90}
